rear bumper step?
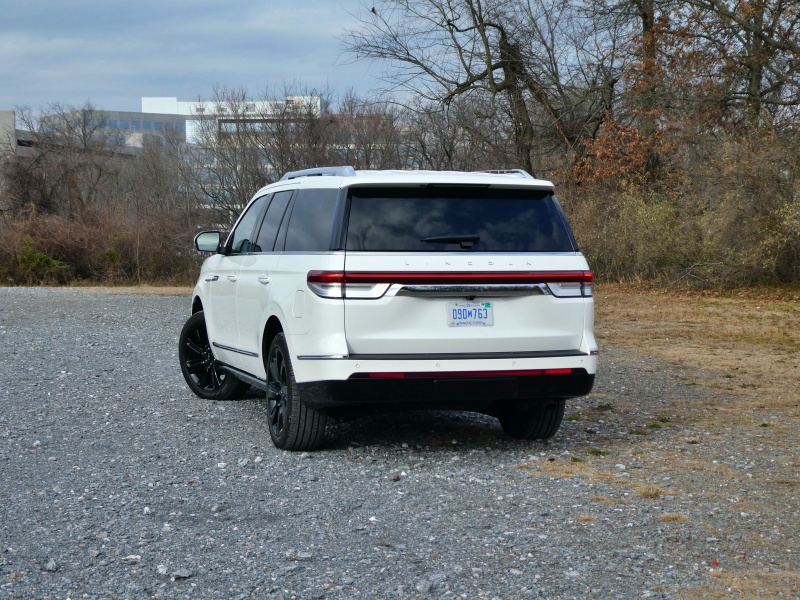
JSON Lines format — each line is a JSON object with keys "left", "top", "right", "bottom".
{"left": 298, "top": 372, "right": 595, "bottom": 408}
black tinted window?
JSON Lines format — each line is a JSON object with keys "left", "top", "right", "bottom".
{"left": 254, "top": 190, "right": 292, "bottom": 252}
{"left": 284, "top": 189, "right": 340, "bottom": 252}
{"left": 346, "top": 187, "right": 576, "bottom": 252}
{"left": 228, "top": 195, "right": 269, "bottom": 254}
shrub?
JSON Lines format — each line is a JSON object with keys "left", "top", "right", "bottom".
{"left": 561, "top": 127, "right": 800, "bottom": 287}
{"left": 16, "top": 235, "right": 69, "bottom": 285}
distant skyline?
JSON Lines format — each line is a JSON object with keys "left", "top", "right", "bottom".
{"left": 0, "top": 0, "right": 383, "bottom": 115}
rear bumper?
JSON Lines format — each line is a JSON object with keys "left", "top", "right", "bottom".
{"left": 298, "top": 371, "right": 595, "bottom": 409}
{"left": 291, "top": 350, "right": 597, "bottom": 385}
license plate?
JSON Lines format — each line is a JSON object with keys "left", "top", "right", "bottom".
{"left": 447, "top": 302, "right": 494, "bottom": 327}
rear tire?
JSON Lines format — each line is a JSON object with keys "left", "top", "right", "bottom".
{"left": 498, "top": 399, "right": 565, "bottom": 440}
{"left": 179, "top": 311, "right": 250, "bottom": 400}
{"left": 266, "top": 333, "right": 327, "bottom": 451}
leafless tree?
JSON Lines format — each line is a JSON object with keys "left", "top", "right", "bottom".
{"left": 342, "top": 0, "right": 622, "bottom": 172}
{"left": 330, "top": 92, "right": 405, "bottom": 169}
{"left": 679, "top": 0, "right": 800, "bottom": 129}
{"left": 7, "top": 102, "right": 127, "bottom": 219}
{"left": 189, "top": 87, "right": 269, "bottom": 224}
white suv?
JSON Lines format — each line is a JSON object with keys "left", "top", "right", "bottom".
{"left": 179, "top": 167, "right": 597, "bottom": 450}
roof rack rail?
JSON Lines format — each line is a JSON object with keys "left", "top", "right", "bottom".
{"left": 280, "top": 166, "right": 356, "bottom": 181}
{"left": 476, "top": 169, "right": 535, "bottom": 179}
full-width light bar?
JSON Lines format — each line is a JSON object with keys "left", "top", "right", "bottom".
{"left": 307, "top": 271, "right": 594, "bottom": 299}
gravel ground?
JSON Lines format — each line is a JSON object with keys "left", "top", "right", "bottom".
{"left": 1, "top": 288, "right": 797, "bottom": 599}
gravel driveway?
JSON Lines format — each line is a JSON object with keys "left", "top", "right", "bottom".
{"left": 1, "top": 288, "right": 795, "bottom": 599}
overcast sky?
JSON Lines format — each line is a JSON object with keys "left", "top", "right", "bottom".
{"left": 0, "top": 0, "right": 381, "bottom": 114}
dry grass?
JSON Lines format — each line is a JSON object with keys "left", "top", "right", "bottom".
{"left": 590, "top": 495, "right": 628, "bottom": 505}
{"left": 595, "top": 284, "right": 800, "bottom": 413}
{"left": 594, "top": 284, "right": 800, "bottom": 598}
{"left": 658, "top": 513, "right": 689, "bottom": 523}
{"left": 66, "top": 285, "right": 193, "bottom": 296}
{"left": 688, "top": 569, "right": 800, "bottom": 598}
{"left": 629, "top": 482, "right": 663, "bottom": 499}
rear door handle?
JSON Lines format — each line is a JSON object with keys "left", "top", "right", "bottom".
{"left": 204, "top": 274, "right": 219, "bottom": 282}
{"left": 258, "top": 276, "right": 271, "bottom": 285}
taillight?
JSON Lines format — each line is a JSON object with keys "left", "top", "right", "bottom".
{"left": 306, "top": 271, "right": 344, "bottom": 298}
{"left": 307, "top": 271, "right": 390, "bottom": 299}
{"left": 307, "top": 271, "right": 593, "bottom": 298}
{"left": 547, "top": 272, "right": 593, "bottom": 297}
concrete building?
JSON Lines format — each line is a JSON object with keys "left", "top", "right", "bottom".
{"left": 142, "top": 96, "right": 322, "bottom": 144}
{"left": 1, "top": 96, "right": 325, "bottom": 155}
{"left": 1, "top": 110, "right": 18, "bottom": 157}
{"left": 75, "top": 109, "right": 188, "bottom": 147}
{"left": 0, "top": 110, "right": 41, "bottom": 158}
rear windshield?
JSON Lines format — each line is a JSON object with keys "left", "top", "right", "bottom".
{"left": 345, "top": 187, "right": 577, "bottom": 252}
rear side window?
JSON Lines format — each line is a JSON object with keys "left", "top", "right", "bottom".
{"left": 346, "top": 187, "right": 577, "bottom": 252}
{"left": 254, "top": 190, "right": 292, "bottom": 252}
{"left": 284, "top": 188, "right": 340, "bottom": 252}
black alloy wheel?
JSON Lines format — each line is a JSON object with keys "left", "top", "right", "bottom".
{"left": 178, "top": 311, "right": 248, "bottom": 400}
{"left": 267, "top": 339, "right": 290, "bottom": 440}
{"left": 266, "top": 333, "right": 327, "bottom": 451}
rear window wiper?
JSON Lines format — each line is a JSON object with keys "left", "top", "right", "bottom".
{"left": 420, "top": 235, "right": 480, "bottom": 249}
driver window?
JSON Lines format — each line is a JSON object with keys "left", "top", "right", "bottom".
{"left": 228, "top": 195, "right": 269, "bottom": 254}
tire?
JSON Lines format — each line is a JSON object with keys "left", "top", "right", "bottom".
{"left": 266, "top": 333, "right": 327, "bottom": 451}
{"left": 498, "top": 399, "right": 566, "bottom": 440}
{"left": 178, "top": 311, "right": 250, "bottom": 400}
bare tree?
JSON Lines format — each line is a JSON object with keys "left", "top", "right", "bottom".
{"left": 189, "top": 87, "right": 270, "bottom": 224}
{"left": 342, "top": 0, "right": 622, "bottom": 172}
{"left": 330, "top": 92, "right": 406, "bottom": 169}
{"left": 680, "top": 0, "right": 800, "bottom": 129}
{"left": 255, "top": 86, "right": 337, "bottom": 177}
{"left": 3, "top": 102, "right": 126, "bottom": 220}
{"left": 400, "top": 94, "right": 514, "bottom": 170}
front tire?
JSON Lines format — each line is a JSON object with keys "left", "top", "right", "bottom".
{"left": 498, "top": 399, "right": 565, "bottom": 440}
{"left": 266, "top": 333, "right": 327, "bottom": 451}
{"left": 179, "top": 311, "right": 249, "bottom": 400}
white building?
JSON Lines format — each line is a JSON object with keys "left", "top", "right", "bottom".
{"left": 142, "top": 96, "right": 322, "bottom": 144}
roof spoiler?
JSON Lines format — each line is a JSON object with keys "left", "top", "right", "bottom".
{"left": 475, "top": 169, "right": 535, "bottom": 179}
{"left": 280, "top": 166, "right": 356, "bottom": 181}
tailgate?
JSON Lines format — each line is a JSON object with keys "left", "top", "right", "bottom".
{"left": 341, "top": 253, "right": 591, "bottom": 356}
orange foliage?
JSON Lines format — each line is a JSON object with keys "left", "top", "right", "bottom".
{"left": 562, "top": 117, "right": 667, "bottom": 189}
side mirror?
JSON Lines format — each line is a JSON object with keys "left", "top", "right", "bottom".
{"left": 194, "top": 231, "right": 222, "bottom": 253}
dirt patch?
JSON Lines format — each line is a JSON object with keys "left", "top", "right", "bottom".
{"left": 64, "top": 285, "right": 193, "bottom": 296}
{"left": 595, "top": 284, "right": 800, "bottom": 414}
{"left": 590, "top": 284, "right": 800, "bottom": 598}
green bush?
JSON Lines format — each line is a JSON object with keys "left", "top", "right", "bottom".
{"left": 17, "top": 236, "right": 69, "bottom": 285}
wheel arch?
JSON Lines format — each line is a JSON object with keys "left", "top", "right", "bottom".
{"left": 191, "top": 296, "right": 204, "bottom": 314}
{"left": 262, "top": 316, "right": 284, "bottom": 362}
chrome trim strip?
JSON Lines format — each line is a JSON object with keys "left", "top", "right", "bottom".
{"left": 212, "top": 342, "right": 259, "bottom": 358}
{"left": 391, "top": 283, "right": 551, "bottom": 298}
{"left": 297, "top": 354, "right": 350, "bottom": 360}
